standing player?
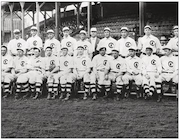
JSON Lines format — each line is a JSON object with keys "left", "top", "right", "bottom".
{"left": 88, "top": 27, "right": 100, "bottom": 58}
{"left": 124, "top": 46, "right": 143, "bottom": 98}
{"left": 166, "top": 26, "right": 178, "bottom": 56}
{"left": 26, "top": 47, "right": 45, "bottom": 99}
{"left": 7, "top": 29, "right": 27, "bottom": 56}
{"left": 1, "top": 45, "right": 15, "bottom": 98}
{"left": 74, "top": 46, "right": 92, "bottom": 100}
{"left": 97, "top": 27, "right": 117, "bottom": 55}
{"left": 142, "top": 46, "right": 162, "bottom": 101}
{"left": 75, "top": 30, "right": 93, "bottom": 59}
{"left": 61, "top": 27, "right": 77, "bottom": 56}
{"left": 44, "top": 29, "right": 61, "bottom": 56}
{"left": 90, "top": 46, "right": 111, "bottom": 100}
{"left": 117, "top": 27, "right": 137, "bottom": 58}
{"left": 160, "top": 45, "right": 178, "bottom": 101}
{"left": 138, "top": 25, "right": 161, "bottom": 56}
{"left": 104, "top": 49, "right": 128, "bottom": 100}
{"left": 26, "top": 26, "right": 43, "bottom": 51}
{"left": 44, "top": 46, "right": 59, "bottom": 100}
{"left": 13, "top": 47, "right": 29, "bottom": 99}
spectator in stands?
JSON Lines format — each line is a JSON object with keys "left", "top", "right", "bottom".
{"left": 97, "top": 27, "right": 117, "bottom": 55}
{"left": 138, "top": 25, "right": 161, "bottom": 57}
{"left": 166, "top": 26, "right": 178, "bottom": 56}
{"left": 44, "top": 29, "right": 61, "bottom": 57}
{"left": 88, "top": 27, "right": 100, "bottom": 58}
{"left": 116, "top": 27, "right": 137, "bottom": 58}
{"left": 26, "top": 26, "right": 43, "bottom": 51}
{"left": 7, "top": 29, "right": 27, "bottom": 57}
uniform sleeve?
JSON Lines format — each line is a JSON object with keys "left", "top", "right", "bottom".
{"left": 116, "top": 40, "right": 120, "bottom": 53}
{"left": 141, "top": 58, "right": 147, "bottom": 75}
{"left": 132, "top": 39, "right": 137, "bottom": 48}
{"left": 96, "top": 39, "right": 103, "bottom": 51}
{"left": 137, "top": 37, "right": 143, "bottom": 50}
{"left": 39, "top": 37, "right": 43, "bottom": 49}
{"left": 44, "top": 40, "right": 48, "bottom": 50}
{"left": 156, "top": 56, "right": 162, "bottom": 74}
{"left": 26, "top": 38, "right": 30, "bottom": 50}
{"left": 125, "top": 58, "right": 132, "bottom": 74}
{"left": 166, "top": 39, "right": 173, "bottom": 49}
{"left": 156, "top": 37, "right": 161, "bottom": 50}
{"left": 57, "top": 40, "right": 61, "bottom": 56}
{"left": 7, "top": 40, "right": 12, "bottom": 54}
{"left": 121, "top": 59, "right": 127, "bottom": 72}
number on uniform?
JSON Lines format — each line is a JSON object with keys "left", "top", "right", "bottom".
{"left": 50, "top": 43, "right": 55, "bottom": 48}
{"left": 66, "top": 41, "right": 72, "bottom": 47}
{"left": 151, "top": 59, "right": 156, "bottom": 65}
{"left": 116, "top": 63, "right": 121, "bottom": 69}
{"left": 20, "top": 61, "right": 25, "bottom": 67}
{"left": 33, "top": 40, "right": 37, "bottom": 46}
{"left": 50, "top": 60, "right": 55, "bottom": 65}
{"left": 150, "top": 40, "right": 155, "bottom": 46}
{"left": 64, "top": 61, "right": 68, "bottom": 67}
{"left": 168, "top": 61, "right": 174, "bottom": 67}
{"left": 103, "top": 60, "right": 107, "bottom": 66}
{"left": 125, "top": 42, "right": 131, "bottom": 47}
{"left": 82, "top": 60, "right": 86, "bottom": 66}
{"left": 134, "top": 62, "right": 139, "bottom": 68}
{"left": 3, "top": 59, "right": 8, "bottom": 65}
{"left": 108, "top": 42, "right": 114, "bottom": 48}
{"left": 17, "top": 43, "right": 22, "bottom": 48}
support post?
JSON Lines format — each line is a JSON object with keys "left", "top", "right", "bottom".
{"left": 32, "top": 10, "right": 35, "bottom": 25}
{"left": 44, "top": 11, "right": 46, "bottom": 31}
{"left": 9, "top": 3, "right": 14, "bottom": 39}
{"left": 76, "top": 3, "right": 80, "bottom": 29}
{"left": 1, "top": 7, "right": 5, "bottom": 44}
{"left": 139, "top": 2, "right": 145, "bottom": 36}
{"left": 36, "top": 2, "right": 40, "bottom": 34}
{"left": 87, "top": 2, "right": 91, "bottom": 37}
{"left": 20, "top": 2, "right": 25, "bottom": 39}
{"left": 55, "top": 2, "right": 60, "bottom": 40}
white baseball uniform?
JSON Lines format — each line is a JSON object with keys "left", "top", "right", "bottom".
{"left": 26, "top": 35, "right": 43, "bottom": 50}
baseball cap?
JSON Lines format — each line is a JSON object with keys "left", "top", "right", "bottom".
{"left": 145, "top": 46, "right": 153, "bottom": 50}
{"left": 120, "top": 27, "right": 129, "bottom": 32}
{"left": 13, "top": 29, "right": 20, "bottom": 33}
{"left": 160, "top": 36, "right": 167, "bottom": 41}
{"left": 63, "top": 27, "right": 70, "bottom": 32}
{"left": 104, "top": 27, "right": 111, "bottom": 32}
{"left": 98, "top": 46, "right": 106, "bottom": 51}
{"left": 173, "top": 25, "right": 178, "bottom": 30}
{"left": 1, "top": 45, "right": 7, "bottom": 49}
{"left": 47, "top": 29, "right": 54, "bottom": 34}
{"left": 31, "top": 26, "right": 38, "bottom": 31}
{"left": 144, "top": 25, "right": 151, "bottom": 30}
{"left": 45, "top": 46, "right": 53, "bottom": 50}
{"left": 90, "top": 27, "right": 97, "bottom": 32}
{"left": 33, "top": 46, "right": 41, "bottom": 52}
{"left": 128, "top": 46, "right": 137, "bottom": 51}
{"left": 17, "top": 47, "right": 25, "bottom": 52}
{"left": 80, "top": 30, "right": 87, "bottom": 35}
{"left": 77, "top": 46, "right": 84, "bottom": 49}
{"left": 61, "top": 47, "right": 68, "bottom": 50}
{"left": 111, "top": 48, "right": 119, "bottom": 53}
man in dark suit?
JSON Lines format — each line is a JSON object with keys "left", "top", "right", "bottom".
{"left": 88, "top": 27, "right": 100, "bottom": 58}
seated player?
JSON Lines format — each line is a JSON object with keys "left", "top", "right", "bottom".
{"left": 125, "top": 46, "right": 143, "bottom": 98}
{"left": 142, "top": 46, "right": 162, "bottom": 101}
{"left": 44, "top": 46, "right": 59, "bottom": 100}
{"left": 26, "top": 47, "right": 45, "bottom": 99}
{"left": 73, "top": 46, "right": 92, "bottom": 100}
{"left": 1, "top": 45, "right": 15, "bottom": 98}
{"left": 104, "top": 49, "right": 128, "bottom": 100}
{"left": 161, "top": 45, "right": 178, "bottom": 100}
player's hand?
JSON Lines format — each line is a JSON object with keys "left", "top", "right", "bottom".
{"left": 104, "top": 74, "right": 108, "bottom": 80}
{"left": 145, "top": 74, "right": 150, "bottom": 79}
{"left": 154, "top": 73, "right": 159, "bottom": 78}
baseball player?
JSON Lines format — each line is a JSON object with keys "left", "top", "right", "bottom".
{"left": 75, "top": 30, "right": 93, "bottom": 59}
{"left": 138, "top": 25, "right": 161, "bottom": 57}
{"left": 160, "top": 45, "right": 178, "bottom": 101}
{"left": 44, "top": 46, "right": 59, "bottom": 100}
{"left": 117, "top": 27, "right": 137, "bottom": 58}
{"left": 13, "top": 47, "right": 29, "bottom": 99}
{"left": 1, "top": 45, "right": 15, "bottom": 98}
{"left": 26, "top": 48, "right": 34, "bottom": 58}
{"left": 97, "top": 27, "right": 117, "bottom": 55}
{"left": 124, "top": 46, "right": 143, "bottom": 98}
{"left": 142, "top": 46, "right": 162, "bottom": 101}
{"left": 74, "top": 46, "right": 92, "bottom": 100}
{"left": 7, "top": 29, "right": 27, "bottom": 57}
{"left": 44, "top": 29, "right": 61, "bottom": 57}
{"left": 104, "top": 49, "right": 128, "bottom": 100}
{"left": 26, "top": 26, "right": 43, "bottom": 51}
{"left": 61, "top": 27, "right": 77, "bottom": 56}
{"left": 26, "top": 47, "right": 45, "bottom": 99}
{"left": 166, "top": 26, "right": 178, "bottom": 56}
{"left": 90, "top": 46, "right": 111, "bottom": 100}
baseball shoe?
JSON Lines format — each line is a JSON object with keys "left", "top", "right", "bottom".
{"left": 33, "top": 92, "right": 39, "bottom": 100}
{"left": 64, "top": 93, "right": 70, "bottom": 101}
{"left": 92, "top": 94, "right": 97, "bottom": 100}
{"left": 47, "top": 94, "right": 51, "bottom": 100}
{"left": 157, "top": 94, "right": 162, "bottom": 102}
{"left": 59, "top": 93, "right": 64, "bottom": 99}
{"left": 83, "top": 93, "right": 88, "bottom": 100}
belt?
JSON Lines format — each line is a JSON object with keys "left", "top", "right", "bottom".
{"left": 32, "top": 69, "right": 42, "bottom": 73}
{"left": 111, "top": 71, "right": 118, "bottom": 73}
{"left": 97, "top": 69, "right": 105, "bottom": 72}
{"left": 147, "top": 71, "right": 157, "bottom": 73}
{"left": 162, "top": 71, "right": 174, "bottom": 74}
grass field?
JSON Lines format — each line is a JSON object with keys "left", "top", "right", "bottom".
{"left": 1, "top": 96, "right": 178, "bottom": 138}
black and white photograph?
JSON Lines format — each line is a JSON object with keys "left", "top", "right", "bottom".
{"left": 1, "top": 1, "right": 178, "bottom": 138}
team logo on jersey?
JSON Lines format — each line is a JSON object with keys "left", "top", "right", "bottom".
{"left": 125, "top": 42, "right": 131, "bottom": 48}
{"left": 150, "top": 40, "right": 155, "bottom": 46}
{"left": 177, "top": 41, "right": 178, "bottom": 47}
{"left": 66, "top": 41, "right": 72, "bottom": 47}
{"left": 134, "top": 62, "right": 139, "bottom": 68}
{"left": 82, "top": 60, "right": 86, "bottom": 66}
{"left": 33, "top": 40, "right": 37, "bottom": 46}
{"left": 50, "top": 60, "right": 55, "bottom": 65}
{"left": 116, "top": 63, "right": 121, "bottom": 69}
{"left": 84, "top": 45, "right": 88, "bottom": 50}
{"left": 108, "top": 42, "right": 114, "bottom": 48}
{"left": 168, "top": 61, "right": 174, "bottom": 67}
{"left": 17, "top": 43, "right": 22, "bottom": 48}
{"left": 50, "top": 43, "right": 55, "bottom": 48}
{"left": 3, "top": 59, "right": 8, "bottom": 65}
{"left": 151, "top": 59, "right": 156, "bottom": 65}
{"left": 21, "top": 61, "right": 25, "bottom": 67}
{"left": 64, "top": 61, "right": 68, "bottom": 66}
{"left": 103, "top": 60, "right": 107, "bottom": 66}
